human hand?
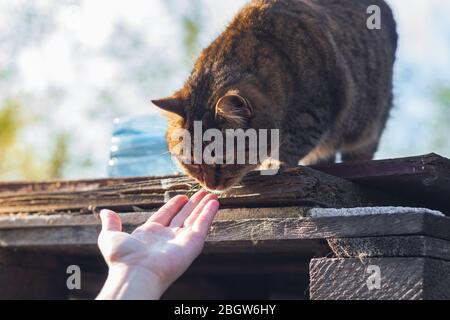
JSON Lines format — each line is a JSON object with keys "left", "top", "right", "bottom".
{"left": 96, "top": 190, "right": 219, "bottom": 300}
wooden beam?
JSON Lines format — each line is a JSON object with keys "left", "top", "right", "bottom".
{"left": 309, "top": 257, "right": 450, "bottom": 300}
{"left": 1, "top": 210, "right": 449, "bottom": 256}
{"left": 0, "top": 249, "right": 69, "bottom": 299}
{"left": 327, "top": 235, "right": 450, "bottom": 261}
{"left": 0, "top": 207, "right": 306, "bottom": 229}
{"left": 312, "top": 153, "right": 450, "bottom": 214}
{"left": 1, "top": 153, "right": 448, "bottom": 215}
{"left": 0, "top": 264, "right": 69, "bottom": 299}
{"left": 0, "top": 176, "right": 154, "bottom": 195}
{"left": 0, "top": 166, "right": 404, "bottom": 215}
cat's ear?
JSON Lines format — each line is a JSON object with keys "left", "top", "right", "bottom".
{"left": 215, "top": 93, "right": 253, "bottom": 126}
{"left": 152, "top": 95, "right": 186, "bottom": 117}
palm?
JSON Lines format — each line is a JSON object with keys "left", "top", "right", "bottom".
{"left": 98, "top": 190, "right": 218, "bottom": 288}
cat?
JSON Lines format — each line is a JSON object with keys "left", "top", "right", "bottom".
{"left": 152, "top": 0, "right": 397, "bottom": 191}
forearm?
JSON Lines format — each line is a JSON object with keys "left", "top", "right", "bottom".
{"left": 96, "top": 265, "right": 164, "bottom": 300}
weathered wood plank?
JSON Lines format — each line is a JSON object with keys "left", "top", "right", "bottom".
{"left": 0, "top": 207, "right": 307, "bottom": 229}
{"left": 1, "top": 211, "right": 450, "bottom": 255}
{"left": 0, "top": 166, "right": 405, "bottom": 215}
{"left": 1, "top": 153, "right": 447, "bottom": 215}
{"left": 0, "top": 248, "right": 313, "bottom": 300}
{"left": 0, "top": 176, "right": 156, "bottom": 195}
{"left": 206, "top": 212, "right": 450, "bottom": 242}
{"left": 312, "top": 153, "right": 450, "bottom": 214}
{"left": 0, "top": 264, "right": 69, "bottom": 299}
{"left": 166, "top": 253, "right": 312, "bottom": 300}
{"left": 0, "top": 175, "right": 194, "bottom": 214}
{"left": 0, "top": 248, "right": 70, "bottom": 299}
{"left": 309, "top": 257, "right": 450, "bottom": 300}
{"left": 328, "top": 235, "right": 450, "bottom": 261}
{"left": 3, "top": 153, "right": 447, "bottom": 193}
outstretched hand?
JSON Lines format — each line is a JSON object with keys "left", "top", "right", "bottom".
{"left": 97, "top": 190, "right": 219, "bottom": 300}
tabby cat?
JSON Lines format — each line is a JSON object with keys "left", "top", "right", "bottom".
{"left": 152, "top": 0, "right": 397, "bottom": 191}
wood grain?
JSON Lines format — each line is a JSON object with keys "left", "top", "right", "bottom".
{"left": 309, "top": 257, "right": 450, "bottom": 300}
{"left": 328, "top": 235, "right": 450, "bottom": 261}
{"left": 0, "top": 176, "right": 155, "bottom": 195}
{"left": 1, "top": 210, "right": 450, "bottom": 256}
{"left": 312, "top": 153, "right": 450, "bottom": 214}
{"left": 0, "top": 166, "right": 404, "bottom": 215}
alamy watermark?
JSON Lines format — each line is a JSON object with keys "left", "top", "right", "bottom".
{"left": 366, "top": 264, "right": 381, "bottom": 290}
{"left": 66, "top": 265, "right": 81, "bottom": 290}
{"left": 367, "top": 5, "right": 381, "bottom": 30}
{"left": 171, "top": 121, "right": 280, "bottom": 175}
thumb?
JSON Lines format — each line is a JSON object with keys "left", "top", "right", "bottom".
{"left": 100, "top": 209, "right": 122, "bottom": 232}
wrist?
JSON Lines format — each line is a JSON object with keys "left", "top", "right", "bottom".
{"left": 97, "top": 264, "right": 165, "bottom": 300}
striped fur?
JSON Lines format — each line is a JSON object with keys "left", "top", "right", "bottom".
{"left": 153, "top": 0, "right": 397, "bottom": 190}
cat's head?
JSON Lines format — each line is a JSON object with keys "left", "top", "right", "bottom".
{"left": 152, "top": 85, "right": 270, "bottom": 192}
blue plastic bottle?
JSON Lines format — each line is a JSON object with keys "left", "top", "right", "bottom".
{"left": 108, "top": 114, "right": 179, "bottom": 177}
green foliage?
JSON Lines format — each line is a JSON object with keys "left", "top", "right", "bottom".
{"left": 182, "top": 16, "right": 201, "bottom": 61}
{"left": 0, "top": 98, "right": 70, "bottom": 180}
{"left": 180, "top": 0, "right": 203, "bottom": 65}
{"left": 48, "top": 132, "right": 70, "bottom": 179}
{"left": 0, "top": 99, "right": 23, "bottom": 151}
{"left": 436, "top": 87, "right": 450, "bottom": 106}
{"left": 0, "top": 99, "right": 31, "bottom": 180}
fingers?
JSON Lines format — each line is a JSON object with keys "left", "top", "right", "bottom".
{"left": 146, "top": 195, "right": 189, "bottom": 226}
{"left": 100, "top": 209, "right": 122, "bottom": 232}
{"left": 183, "top": 193, "right": 218, "bottom": 228}
{"left": 169, "top": 190, "right": 209, "bottom": 228}
{"left": 191, "top": 199, "right": 220, "bottom": 237}
{"left": 177, "top": 198, "right": 220, "bottom": 255}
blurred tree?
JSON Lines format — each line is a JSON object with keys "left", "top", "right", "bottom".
{"left": 48, "top": 132, "right": 70, "bottom": 179}
{"left": 436, "top": 87, "right": 450, "bottom": 106}
{"left": 0, "top": 98, "right": 70, "bottom": 180}
{"left": 182, "top": 8, "right": 201, "bottom": 64}
{"left": 0, "top": 99, "right": 22, "bottom": 155}
{"left": 164, "top": 0, "right": 203, "bottom": 66}
{"left": 0, "top": 99, "right": 27, "bottom": 179}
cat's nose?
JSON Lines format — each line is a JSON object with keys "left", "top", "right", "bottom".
{"left": 202, "top": 169, "right": 217, "bottom": 190}
{"left": 203, "top": 177, "right": 217, "bottom": 190}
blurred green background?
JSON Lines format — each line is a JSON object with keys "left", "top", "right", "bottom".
{"left": 0, "top": 0, "right": 449, "bottom": 181}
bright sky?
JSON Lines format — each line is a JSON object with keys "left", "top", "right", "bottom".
{"left": 0, "top": 0, "right": 449, "bottom": 178}
{"left": 7, "top": 0, "right": 450, "bottom": 92}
